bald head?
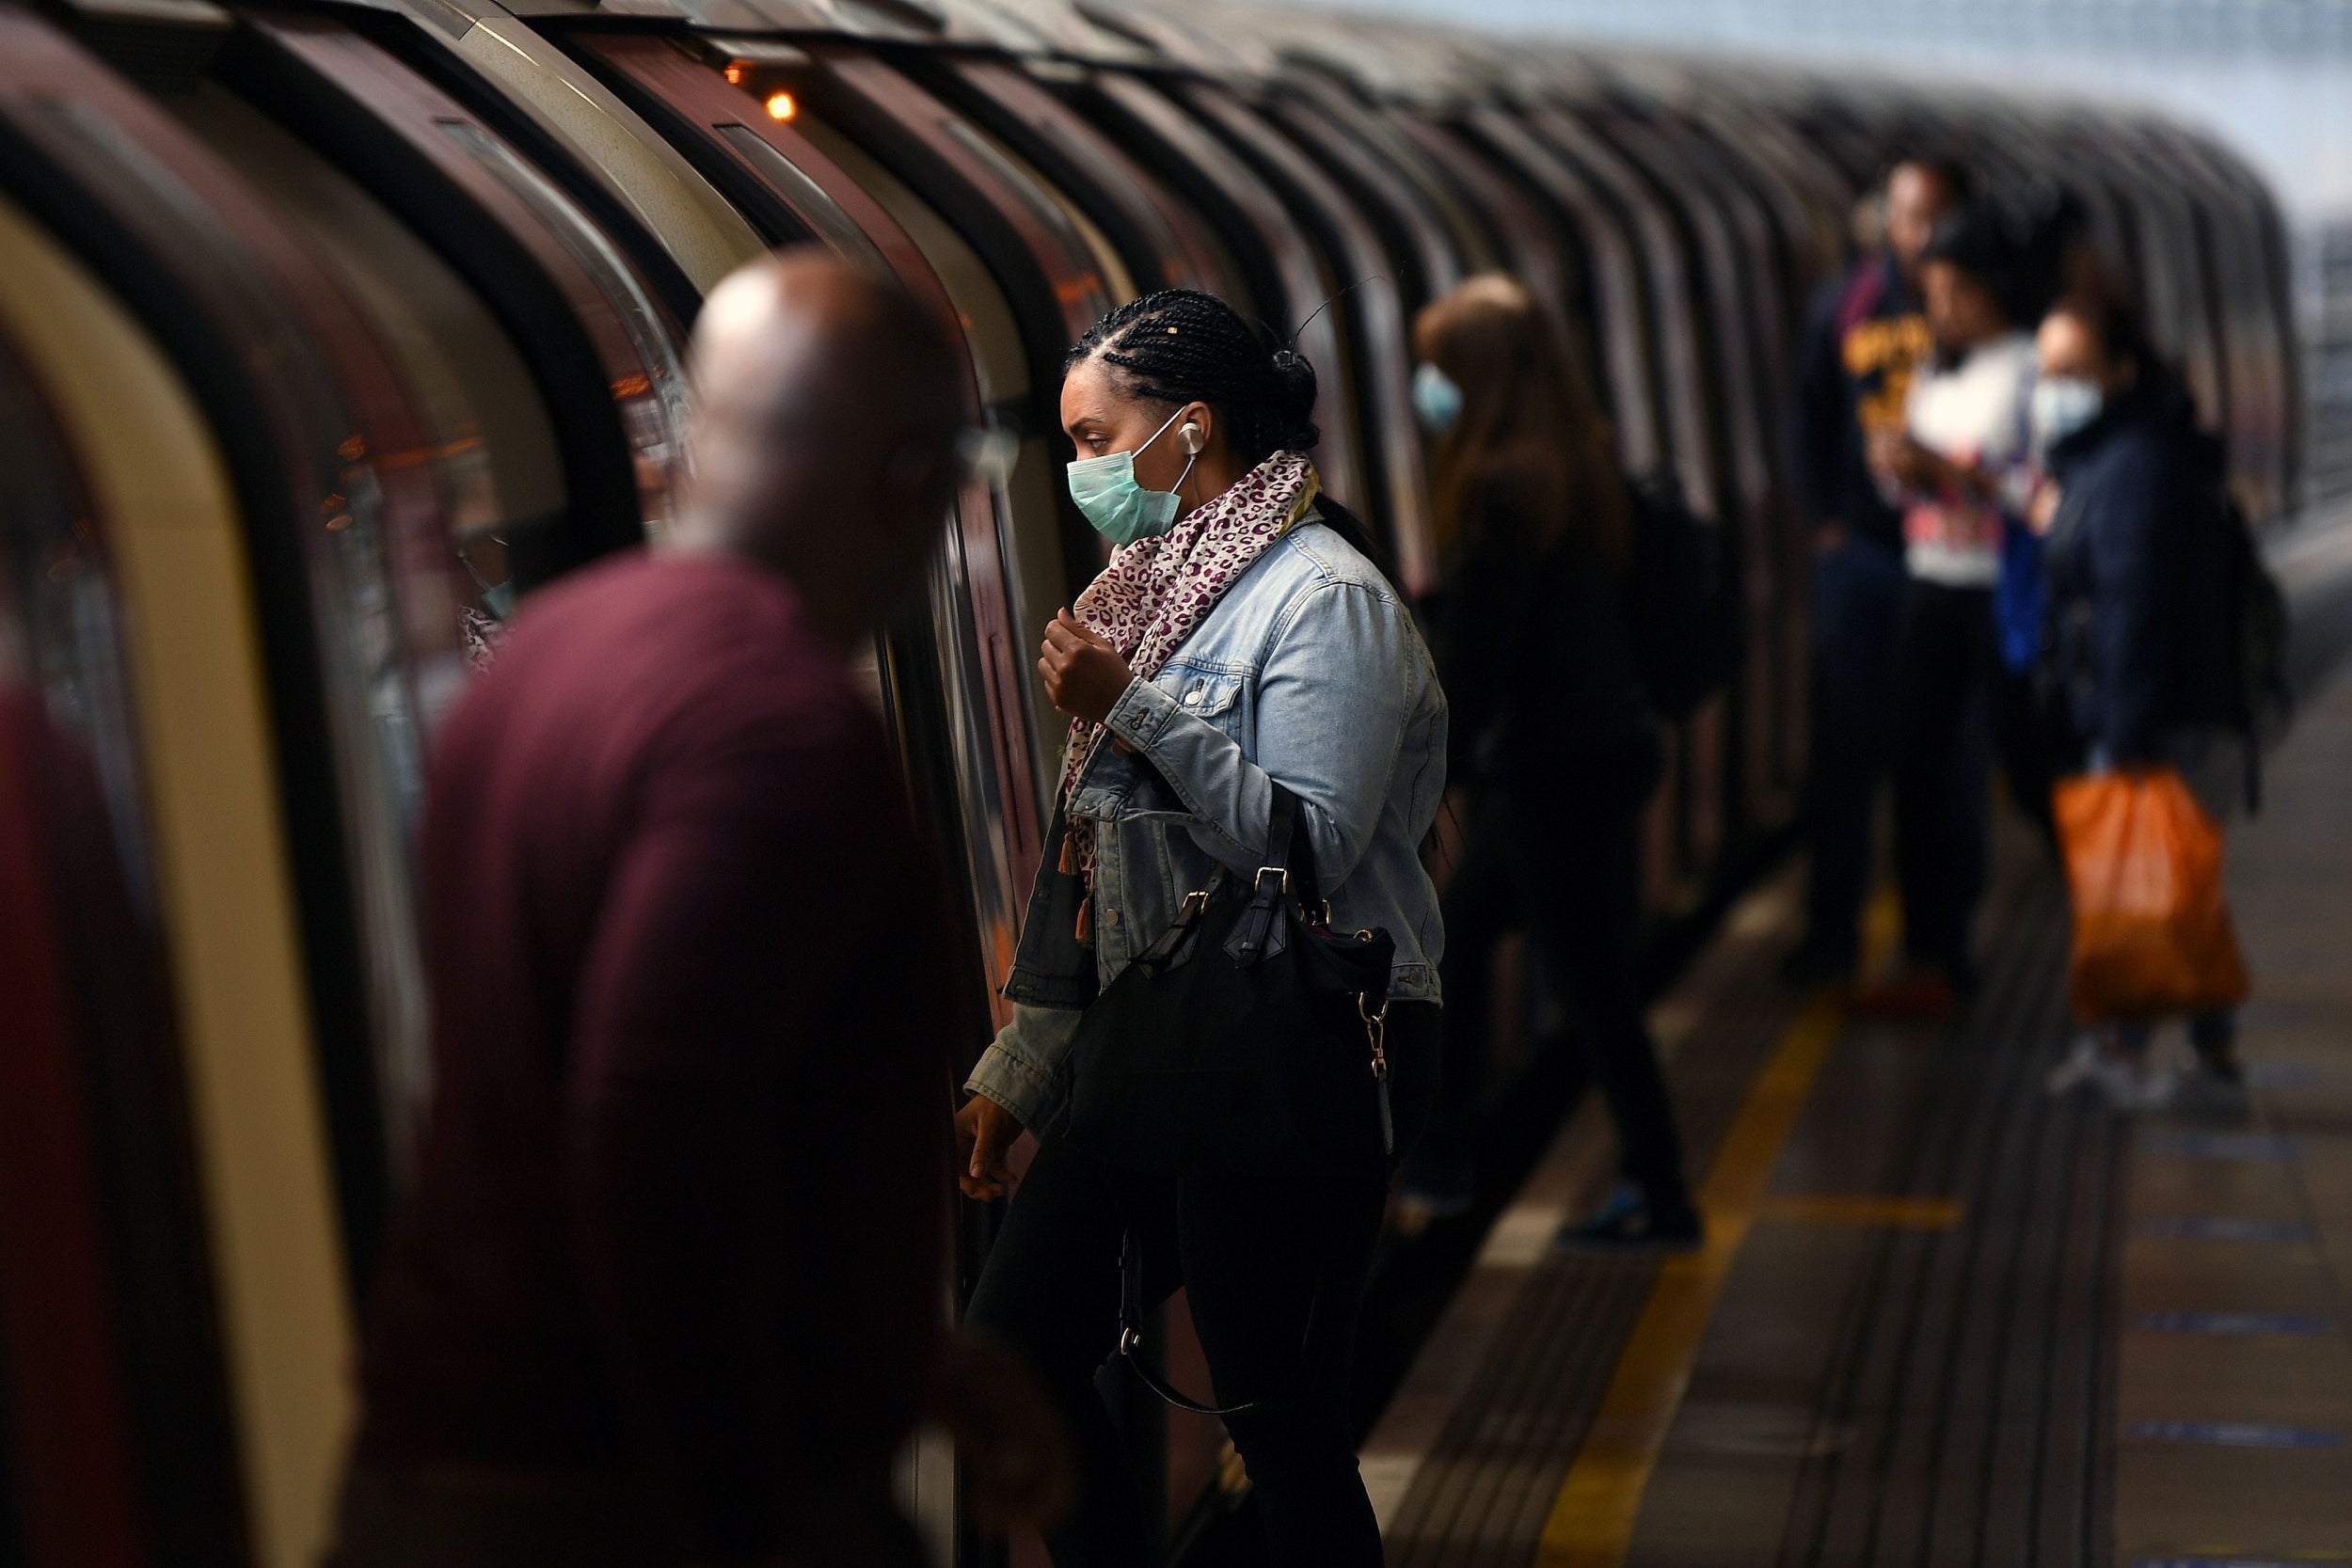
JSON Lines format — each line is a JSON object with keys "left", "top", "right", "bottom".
{"left": 675, "top": 250, "right": 962, "bottom": 646}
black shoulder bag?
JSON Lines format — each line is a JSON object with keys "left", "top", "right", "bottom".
{"left": 1061, "top": 783, "right": 1397, "bottom": 1416}
{"left": 1063, "top": 781, "right": 1396, "bottom": 1176}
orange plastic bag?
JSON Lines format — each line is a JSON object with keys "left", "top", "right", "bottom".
{"left": 2055, "top": 767, "right": 2249, "bottom": 1023}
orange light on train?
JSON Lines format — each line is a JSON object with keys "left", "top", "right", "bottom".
{"left": 724, "top": 64, "right": 743, "bottom": 84}
{"left": 765, "top": 90, "right": 797, "bottom": 122}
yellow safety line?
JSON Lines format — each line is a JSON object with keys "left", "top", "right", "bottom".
{"left": 1534, "top": 880, "right": 1902, "bottom": 1567}
{"left": 1756, "top": 1195, "right": 1964, "bottom": 1230}
{"left": 1534, "top": 991, "right": 1845, "bottom": 1565}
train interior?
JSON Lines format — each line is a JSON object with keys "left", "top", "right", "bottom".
{"left": 0, "top": 0, "right": 2339, "bottom": 1562}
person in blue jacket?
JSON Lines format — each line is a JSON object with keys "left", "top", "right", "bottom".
{"left": 2033, "top": 291, "right": 2249, "bottom": 1111}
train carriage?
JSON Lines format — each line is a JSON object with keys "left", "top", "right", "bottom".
{"left": 0, "top": 0, "right": 2305, "bottom": 1560}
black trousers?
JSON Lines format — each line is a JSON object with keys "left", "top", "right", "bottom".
{"left": 964, "top": 1005, "right": 1437, "bottom": 1567}
{"left": 1889, "top": 579, "right": 1995, "bottom": 974}
{"left": 1417, "top": 791, "right": 1691, "bottom": 1213}
{"left": 1802, "top": 536, "right": 1907, "bottom": 967}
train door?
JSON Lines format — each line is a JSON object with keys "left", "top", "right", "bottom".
{"left": 0, "top": 90, "right": 376, "bottom": 1568}
{"left": 0, "top": 9, "right": 492, "bottom": 1321}
{"left": 1525, "top": 100, "right": 1731, "bottom": 905}
{"left": 1450, "top": 103, "right": 1690, "bottom": 917}
{"left": 0, "top": 279, "right": 263, "bottom": 1568}
{"left": 921, "top": 55, "right": 1237, "bottom": 298}
{"left": 339, "top": 0, "right": 766, "bottom": 306}
{"left": 1073, "top": 71, "right": 1373, "bottom": 522}
{"left": 2166, "top": 129, "right": 2298, "bottom": 519}
{"left": 1177, "top": 79, "right": 1435, "bottom": 590}
{"left": 1391, "top": 115, "right": 1597, "bottom": 437}
{"left": 564, "top": 31, "right": 1041, "bottom": 1026}
{"left": 1585, "top": 97, "right": 1785, "bottom": 843}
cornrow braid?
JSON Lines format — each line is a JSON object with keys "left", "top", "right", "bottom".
{"left": 1065, "top": 289, "right": 1319, "bottom": 467}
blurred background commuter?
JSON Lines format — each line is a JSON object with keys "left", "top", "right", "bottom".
{"left": 1858, "top": 204, "right": 2041, "bottom": 1013}
{"left": 2034, "top": 292, "right": 2252, "bottom": 1111}
{"left": 334, "top": 252, "right": 1066, "bottom": 1568}
{"left": 1402, "top": 275, "right": 1695, "bottom": 1252}
{"left": 955, "top": 290, "right": 1446, "bottom": 1567}
{"left": 1787, "top": 156, "right": 1965, "bottom": 987}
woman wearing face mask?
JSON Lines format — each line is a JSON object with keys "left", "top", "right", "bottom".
{"left": 1403, "top": 276, "right": 1693, "bottom": 1249}
{"left": 952, "top": 289, "right": 1447, "bottom": 1565}
{"left": 2032, "top": 291, "right": 2249, "bottom": 1112}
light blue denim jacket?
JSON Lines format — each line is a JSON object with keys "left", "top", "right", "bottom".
{"left": 963, "top": 512, "right": 1449, "bottom": 1133}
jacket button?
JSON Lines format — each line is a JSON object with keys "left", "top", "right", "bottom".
{"left": 1183, "top": 689, "right": 1202, "bottom": 705}
{"left": 1104, "top": 908, "right": 1121, "bottom": 927}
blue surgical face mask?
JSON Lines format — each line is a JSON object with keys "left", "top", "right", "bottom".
{"left": 2031, "top": 375, "right": 2104, "bottom": 453}
{"left": 1412, "top": 361, "right": 1463, "bottom": 436}
{"left": 1067, "top": 404, "right": 1196, "bottom": 547}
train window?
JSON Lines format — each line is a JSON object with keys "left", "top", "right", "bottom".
{"left": 170, "top": 86, "right": 566, "bottom": 670}
{"left": 433, "top": 120, "right": 691, "bottom": 533}
{"left": 939, "top": 116, "right": 1138, "bottom": 304}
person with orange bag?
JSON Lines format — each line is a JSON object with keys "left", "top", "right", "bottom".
{"left": 2030, "top": 291, "right": 2252, "bottom": 1112}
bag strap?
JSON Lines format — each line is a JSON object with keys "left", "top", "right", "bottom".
{"left": 1117, "top": 1230, "right": 1320, "bottom": 1418}
{"left": 1229, "top": 783, "right": 1328, "bottom": 963}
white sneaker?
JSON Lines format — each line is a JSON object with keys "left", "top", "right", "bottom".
{"left": 2170, "top": 1061, "right": 2251, "bottom": 1118}
{"left": 2047, "top": 1036, "right": 2107, "bottom": 1096}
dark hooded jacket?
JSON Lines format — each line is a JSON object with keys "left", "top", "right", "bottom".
{"left": 1793, "top": 252, "right": 1931, "bottom": 553}
{"left": 2042, "top": 376, "right": 2239, "bottom": 762}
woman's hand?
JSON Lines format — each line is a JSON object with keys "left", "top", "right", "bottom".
{"left": 1040, "top": 610, "right": 1133, "bottom": 725}
{"left": 955, "top": 1093, "right": 1022, "bottom": 1200}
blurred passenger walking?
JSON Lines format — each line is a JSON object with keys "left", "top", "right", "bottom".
{"left": 2033, "top": 293, "right": 2252, "bottom": 1111}
{"left": 1859, "top": 205, "right": 2041, "bottom": 1012}
{"left": 1787, "top": 155, "right": 1965, "bottom": 986}
{"left": 335, "top": 253, "right": 1065, "bottom": 1568}
{"left": 955, "top": 290, "right": 1446, "bottom": 1567}
{"left": 1403, "top": 276, "right": 1695, "bottom": 1252}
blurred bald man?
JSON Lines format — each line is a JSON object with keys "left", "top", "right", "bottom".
{"left": 338, "top": 253, "right": 973, "bottom": 1566}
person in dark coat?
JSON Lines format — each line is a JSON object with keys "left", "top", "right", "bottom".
{"left": 1403, "top": 274, "right": 1696, "bottom": 1251}
{"left": 1785, "top": 154, "right": 1966, "bottom": 985}
{"left": 2033, "top": 291, "right": 2249, "bottom": 1112}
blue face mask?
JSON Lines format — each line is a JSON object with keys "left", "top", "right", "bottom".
{"left": 1067, "top": 404, "right": 1197, "bottom": 546}
{"left": 2031, "top": 375, "right": 2104, "bottom": 453}
{"left": 1412, "top": 362, "right": 1463, "bottom": 436}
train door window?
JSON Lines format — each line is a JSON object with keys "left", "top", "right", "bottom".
{"left": 1459, "top": 106, "right": 1666, "bottom": 486}
{"left": 789, "top": 105, "right": 1077, "bottom": 777}
{"left": 937, "top": 57, "right": 1237, "bottom": 298}
{"left": 224, "top": 15, "right": 685, "bottom": 560}
{"left": 1079, "top": 72, "right": 1371, "bottom": 514}
{"left": 1179, "top": 81, "right": 1435, "bottom": 592}
{"left": 168, "top": 86, "right": 566, "bottom": 679}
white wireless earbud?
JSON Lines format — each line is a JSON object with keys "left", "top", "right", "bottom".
{"left": 1180, "top": 421, "right": 1204, "bottom": 455}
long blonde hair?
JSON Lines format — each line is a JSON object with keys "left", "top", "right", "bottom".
{"left": 1413, "top": 274, "right": 1629, "bottom": 571}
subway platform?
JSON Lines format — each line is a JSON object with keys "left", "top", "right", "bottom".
{"left": 1359, "top": 536, "right": 2352, "bottom": 1568}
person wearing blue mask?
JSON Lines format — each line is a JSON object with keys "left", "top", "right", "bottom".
{"left": 1402, "top": 275, "right": 1693, "bottom": 1252}
{"left": 2033, "top": 292, "right": 2249, "bottom": 1113}
{"left": 952, "top": 289, "right": 1448, "bottom": 1566}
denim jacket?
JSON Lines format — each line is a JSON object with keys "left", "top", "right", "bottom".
{"left": 963, "top": 513, "right": 1449, "bottom": 1133}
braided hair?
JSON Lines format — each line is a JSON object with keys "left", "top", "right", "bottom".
{"left": 1064, "top": 289, "right": 1320, "bottom": 467}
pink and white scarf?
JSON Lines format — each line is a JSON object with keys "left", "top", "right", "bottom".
{"left": 1058, "top": 450, "right": 1320, "bottom": 893}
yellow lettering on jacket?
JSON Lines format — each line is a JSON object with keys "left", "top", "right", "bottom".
{"left": 1843, "top": 313, "right": 1934, "bottom": 435}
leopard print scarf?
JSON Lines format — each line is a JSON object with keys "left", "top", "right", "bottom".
{"left": 1057, "top": 451, "right": 1321, "bottom": 909}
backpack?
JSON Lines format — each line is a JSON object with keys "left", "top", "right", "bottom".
{"left": 2220, "top": 489, "right": 2289, "bottom": 809}
{"left": 1624, "top": 475, "right": 1739, "bottom": 720}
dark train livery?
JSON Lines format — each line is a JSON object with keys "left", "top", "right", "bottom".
{"left": 0, "top": 0, "right": 2298, "bottom": 1561}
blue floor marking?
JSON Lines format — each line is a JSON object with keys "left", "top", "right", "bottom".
{"left": 2138, "top": 1216, "right": 2312, "bottom": 1242}
{"left": 2141, "top": 1132, "right": 2302, "bottom": 1161}
{"left": 2133, "top": 1311, "right": 2332, "bottom": 1336}
{"left": 2128, "top": 1420, "right": 2346, "bottom": 1449}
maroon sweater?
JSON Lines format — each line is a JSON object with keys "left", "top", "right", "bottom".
{"left": 356, "top": 553, "right": 954, "bottom": 1557}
